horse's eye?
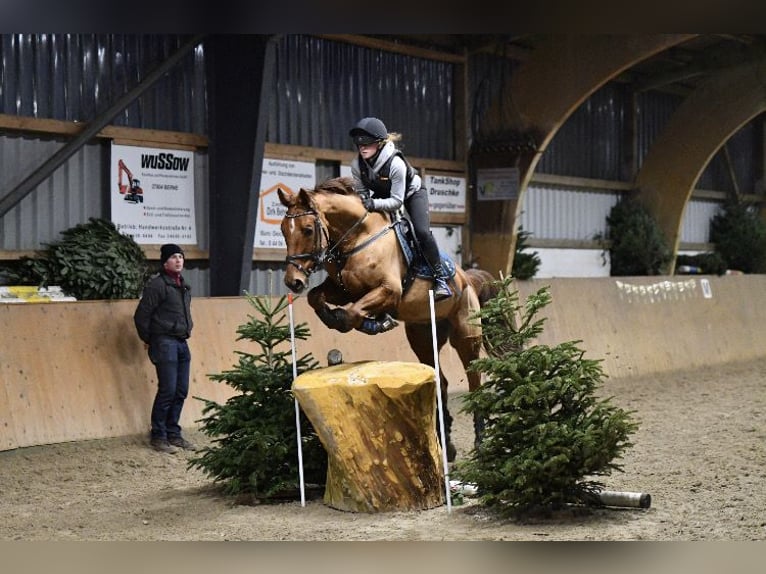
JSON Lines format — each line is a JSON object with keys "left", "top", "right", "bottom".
{"left": 302, "top": 226, "right": 314, "bottom": 237}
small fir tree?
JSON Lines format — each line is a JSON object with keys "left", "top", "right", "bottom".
{"left": 600, "top": 196, "right": 672, "bottom": 276}
{"left": 0, "top": 217, "right": 148, "bottom": 299}
{"left": 512, "top": 226, "right": 541, "bottom": 280}
{"left": 454, "top": 276, "right": 638, "bottom": 517}
{"left": 189, "top": 294, "right": 327, "bottom": 499}
{"left": 710, "top": 197, "right": 766, "bottom": 273}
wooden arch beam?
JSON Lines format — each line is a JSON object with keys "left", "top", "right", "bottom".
{"left": 470, "top": 34, "right": 695, "bottom": 278}
{"left": 635, "top": 57, "right": 766, "bottom": 271}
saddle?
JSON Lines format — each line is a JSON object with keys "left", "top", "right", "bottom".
{"left": 393, "top": 218, "right": 457, "bottom": 294}
{"left": 357, "top": 218, "right": 457, "bottom": 336}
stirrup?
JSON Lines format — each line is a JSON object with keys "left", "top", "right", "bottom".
{"left": 433, "top": 278, "right": 452, "bottom": 301}
{"left": 357, "top": 313, "right": 399, "bottom": 335}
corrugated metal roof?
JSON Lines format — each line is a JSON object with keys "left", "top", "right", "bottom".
{"left": 520, "top": 184, "right": 619, "bottom": 241}
{"left": 681, "top": 199, "right": 720, "bottom": 244}
{"left": 0, "top": 134, "right": 105, "bottom": 249}
{"left": 267, "top": 35, "right": 455, "bottom": 159}
{"left": 538, "top": 83, "right": 629, "bottom": 182}
{"left": 0, "top": 33, "right": 207, "bottom": 133}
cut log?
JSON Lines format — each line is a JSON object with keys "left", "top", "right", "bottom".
{"left": 292, "top": 360, "right": 445, "bottom": 513}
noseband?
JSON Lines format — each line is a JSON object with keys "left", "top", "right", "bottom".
{"left": 284, "top": 208, "right": 328, "bottom": 276}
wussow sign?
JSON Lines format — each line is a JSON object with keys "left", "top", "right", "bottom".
{"left": 110, "top": 142, "right": 197, "bottom": 245}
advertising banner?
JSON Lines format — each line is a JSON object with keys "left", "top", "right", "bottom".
{"left": 425, "top": 172, "right": 466, "bottom": 214}
{"left": 110, "top": 143, "right": 197, "bottom": 244}
{"left": 476, "top": 167, "right": 520, "bottom": 201}
{"left": 255, "top": 158, "right": 315, "bottom": 251}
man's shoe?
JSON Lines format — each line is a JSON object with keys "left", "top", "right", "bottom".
{"left": 433, "top": 278, "right": 452, "bottom": 301}
{"left": 168, "top": 436, "right": 197, "bottom": 451}
{"left": 150, "top": 438, "right": 179, "bottom": 454}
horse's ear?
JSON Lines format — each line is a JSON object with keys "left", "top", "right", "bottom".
{"left": 298, "top": 188, "right": 315, "bottom": 209}
{"left": 277, "top": 187, "right": 294, "bottom": 207}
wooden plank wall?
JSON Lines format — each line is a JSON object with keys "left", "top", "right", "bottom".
{"left": 0, "top": 296, "right": 446, "bottom": 452}
{"left": 2, "top": 275, "right": 765, "bottom": 451}
{"left": 513, "top": 275, "right": 766, "bottom": 379}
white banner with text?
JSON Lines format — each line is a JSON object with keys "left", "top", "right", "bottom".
{"left": 110, "top": 143, "right": 197, "bottom": 244}
{"left": 254, "top": 158, "right": 316, "bottom": 250}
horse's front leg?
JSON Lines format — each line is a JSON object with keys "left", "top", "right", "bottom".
{"left": 308, "top": 280, "right": 400, "bottom": 334}
{"left": 317, "top": 283, "right": 399, "bottom": 335}
{"left": 349, "top": 283, "right": 402, "bottom": 334}
{"left": 307, "top": 280, "right": 355, "bottom": 333}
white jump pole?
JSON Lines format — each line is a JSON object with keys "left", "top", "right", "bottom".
{"left": 429, "top": 289, "right": 452, "bottom": 513}
{"left": 287, "top": 293, "right": 306, "bottom": 507}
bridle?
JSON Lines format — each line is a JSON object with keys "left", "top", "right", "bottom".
{"left": 284, "top": 207, "right": 376, "bottom": 277}
{"left": 283, "top": 208, "right": 329, "bottom": 276}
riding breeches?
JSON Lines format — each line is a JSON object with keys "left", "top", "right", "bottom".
{"left": 405, "top": 188, "right": 442, "bottom": 269}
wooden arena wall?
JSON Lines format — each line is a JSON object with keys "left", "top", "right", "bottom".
{"left": 514, "top": 275, "right": 766, "bottom": 379}
{"left": 2, "top": 274, "right": 765, "bottom": 451}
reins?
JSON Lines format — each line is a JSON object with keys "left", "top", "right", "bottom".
{"left": 338, "top": 224, "right": 392, "bottom": 259}
{"left": 284, "top": 206, "right": 381, "bottom": 275}
{"left": 324, "top": 211, "right": 370, "bottom": 266}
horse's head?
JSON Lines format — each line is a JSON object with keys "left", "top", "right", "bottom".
{"left": 279, "top": 186, "right": 325, "bottom": 294}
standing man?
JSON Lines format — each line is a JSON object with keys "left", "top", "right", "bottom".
{"left": 134, "top": 243, "right": 196, "bottom": 454}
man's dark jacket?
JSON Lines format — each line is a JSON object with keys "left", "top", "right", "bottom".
{"left": 133, "top": 272, "right": 193, "bottom": 344}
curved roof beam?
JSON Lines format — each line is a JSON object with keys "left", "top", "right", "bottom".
{"left": 635, "top": 57, "right": 766, "bottom": 270}
{"left": 470, "top": 34, "right": 695, "bottom": 278}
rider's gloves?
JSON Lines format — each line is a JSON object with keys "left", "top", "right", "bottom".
{"left": 361, "top": 196, "right": 375, "bottom": 212}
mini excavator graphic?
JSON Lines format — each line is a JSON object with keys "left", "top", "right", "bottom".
{"left": 117, "top": 159, "right": 144, "bottom": 203}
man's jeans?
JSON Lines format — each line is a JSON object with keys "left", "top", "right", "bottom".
{"left": 149, "top": 336, "right": 191, "bottom": 440}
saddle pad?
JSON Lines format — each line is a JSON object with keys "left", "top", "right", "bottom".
{"left": 393, "top": 219, "right": 456, "bottom": 280}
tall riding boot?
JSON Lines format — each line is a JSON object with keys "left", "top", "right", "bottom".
{"left": 420, "top": 234, "right": 452, "bottom": 301}
{"left": 431, "top": 262, "right": 452, "bottom": 301}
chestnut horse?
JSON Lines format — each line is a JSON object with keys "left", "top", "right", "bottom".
{"left": 278, "top": 177, "right": 490, "bottom": 460}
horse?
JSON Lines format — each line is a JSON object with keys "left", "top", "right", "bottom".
{"left": 278, "top": 176, "right": 492, "bottom": 460}
{"left": 462, "top": 267, "right": 499, "bottom": 307}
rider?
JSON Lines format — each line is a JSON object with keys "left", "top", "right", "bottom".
{"left": 349, "top": 117, "right": 452, "bottom": 301}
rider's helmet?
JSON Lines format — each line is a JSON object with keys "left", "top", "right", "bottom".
{"left": 349, "top": 117, "right": 388, "bottom": 146}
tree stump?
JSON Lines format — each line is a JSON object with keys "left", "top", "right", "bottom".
{"left": 292, "top": 360, "right": 445, "bottom": 513}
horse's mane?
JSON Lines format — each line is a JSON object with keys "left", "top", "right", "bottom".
{"left": 314, "top": 177, "right": 356, "bottom": 196}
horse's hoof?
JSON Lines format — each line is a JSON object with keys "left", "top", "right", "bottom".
{"left": 356, "top": 313, "right": 399, "bottom": 335}
{"left": 322, "top": 308, "right": 353, "bottom": 333}
{"left": 377, "top": 313, "right": 399, "bottom": 332}
{"left": 357, "top": 317, "right": 383, "bottom": 335}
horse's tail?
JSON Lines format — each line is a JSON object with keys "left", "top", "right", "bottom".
{"left": 464, "top": 267, "right": 499, "bottom": 308}
{"left": 465, "top": 267, "right": 528, "bottom": 361}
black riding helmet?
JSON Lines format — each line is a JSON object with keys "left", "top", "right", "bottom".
{"left": 349, "top": 117, "right": 388, "bottom": 146}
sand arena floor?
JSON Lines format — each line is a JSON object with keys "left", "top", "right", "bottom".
{"left": 1, "top": 359, "right": 765, "bottom": 541}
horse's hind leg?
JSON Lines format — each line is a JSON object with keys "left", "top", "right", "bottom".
{"left": 448, "top": 280, "right": 486, "bottom": 448}
{"left": 405, "top": 321, "right": 456, "bottom": 462}
{"left": 449, "top": 331, "right": 485, "bottom": 448}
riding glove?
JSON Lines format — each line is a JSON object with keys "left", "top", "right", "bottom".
{"left": 361, "top": 196, "right": 375, "bottom": 212}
